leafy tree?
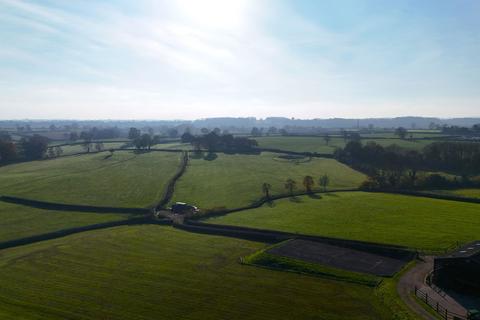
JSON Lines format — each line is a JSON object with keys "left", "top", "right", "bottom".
{"left": 262, "top": 182, "right": 272, "bottom": 199}
{"left": 303, "top": 175, "right": 315, "bottom": 193}
{"left": 181, "top": 132, "right": 195, "bottom": 143}
{"left": 128, "top": 127, "right": 141, "bottom": 140}
{"left": 319, "top": 174, "right": 330, "bottom": 191}
{"left": 251, "top": 127, "right": 262, "bottom": 137}
{"left": 395, "top": 127, "right": 408, "bottom": 139}
{"left": 0, "top": 140, "right": 17, "bottom": 162}
{"left": 267, "top": 127, "right": 278, "bottom": 135}
{"left": 213, "top": 128, "right": 221, "bottom": 135}
{"left": 20, "top": 135, "right": 49, "bottom": 160}
{"left": 200, "top": 128, "right": 209, "bottom": 134}
{"left": 284, "top": 178, "right": 296, "bottom": 195}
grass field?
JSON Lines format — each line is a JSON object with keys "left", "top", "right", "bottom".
{"left": 51, "top": 142, "right": 127, "bottom": 156}
{"left": 0, "top": 202, "right": 132, "bottom": 243}
{"left": 205, "top": 192, "right": 480, "bottom": 251}
{"left": 0, "top": 225, "right": 398, "bottom": 320}
{"left": 255, "top": 136, "right": 434, "bottom": 154}
{"left": 0, "top": 151, "right": 181, "bottom": 208}
{"left": 170, "top": 152, "right": 366, "bottom": 210}
{"left": 427, "top": 188, "right": 480, "bottom": 199}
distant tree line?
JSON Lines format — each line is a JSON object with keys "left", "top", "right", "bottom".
{"left": 335, "top": 140, "right": 480, "bottom": 189}
{"left": 441, "top": 124, "right": 480, "bottom": 136}
{"left": 181, "top": 132, "right": 258, "bottom": 152}
{"left": 69, "top": 127, "right": 122, "bottom": 141}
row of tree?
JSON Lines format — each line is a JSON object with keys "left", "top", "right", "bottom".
{"left": 182, "top": 132, "right": 258, "bottom": 152}
{"left": 335, "top": 140, "right": 480, "bottom": 189}
{"left": 261, "top": 175, "right": 330, "bottom": 199}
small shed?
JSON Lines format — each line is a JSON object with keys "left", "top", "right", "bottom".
{"left": 433, "top": 241, "right": 480, "bottom": 294}
{"left": 171, "top": 202, "right": 199, "bottom": 214}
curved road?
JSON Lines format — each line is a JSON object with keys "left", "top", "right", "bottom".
{"left": 397, "top": 256, "right": 467, "bottom": 320}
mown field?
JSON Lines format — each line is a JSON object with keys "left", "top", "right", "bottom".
{"left": 255, "top": 136, "right": 435, "bottom": 154}
{"left": 0, "top": 202, "right": 132, "bottom": 243}
{"left": 0, "top": 225, "right": 397, "bottom": 320}
{"left": 171, "top": 152, "right": 366, "bottom": 210}
{"left": 0, "top": 151, "right": 181, "bottom": 208}
{"left": 205, "top": 192, "right": 480, "bottom": 251}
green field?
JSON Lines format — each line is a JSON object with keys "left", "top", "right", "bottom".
{"left": 0, "top": 225, "right": 397, "bottom": 320}
{"left": 0, "top": 151, "right": 181, "bottom": 208}
{"left": 50, "top": 142, "right": 128, "bottom": 156}
{"left": 427, "top": 188, "right": 480, "bottom": 199}
{"left": 171, "top": 152, "right": 366, "bottom": 210}
{"left": 205, "top": 192, "right": 480, "bottom": 251}
{"left": 255, "top": 136, "right": 434, "bottom": 154}
{"left": 0, "top": 202, "right": 132, "bottom": 243}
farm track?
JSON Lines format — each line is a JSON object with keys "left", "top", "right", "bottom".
{"left": 155, "top": 151, "right": 189, "bottom": 211}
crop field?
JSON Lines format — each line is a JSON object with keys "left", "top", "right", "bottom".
{"left": 0, "top": 201, "right": 131, "bottom": 243}
{"left": 170, "top": 152, "right": 366, "bottom": 210}
{"left": 255, "top": 136, "right": 434, "bottom": 154}
{"left": 0, "top": 225, "right": 395, "bottom": 320}
{"left": 205, "top": 192, "right": 480, "bottom": 251}
{"left": 0, "top": 151, "right": 181, "bottom": 208}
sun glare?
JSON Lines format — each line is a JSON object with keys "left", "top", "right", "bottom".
{"left": 173, "top": 0, "right": 251, "bottom": 29}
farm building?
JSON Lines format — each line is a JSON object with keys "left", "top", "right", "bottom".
{"left": 171, "top": 202, "right": 199, "bottom": 214}
{"left": 433, "top": 241, "right": 480, "bottom": 294}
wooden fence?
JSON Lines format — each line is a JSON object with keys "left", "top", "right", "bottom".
{"left": 414, "top": 286, "right": 468, "bottom": 320}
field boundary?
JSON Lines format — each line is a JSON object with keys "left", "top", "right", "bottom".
{"left": 193, "top": 188, "right": 361, "bottom": 219}
{"left": 178, "top": 220, "right": 416, "bottom": 261}
{"left": 379, "top": 190, "right": 480, "bottom": 204}
{"left": 0, "top": 217, "right": 171, "bottom": 251}
{"left": 0, "top": 195, "right": 150, "bottom": 214}
{"left": 155, "top": 151, "right": 189, "bottom": 210}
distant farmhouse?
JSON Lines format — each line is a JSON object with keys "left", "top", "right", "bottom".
{"left": 433, "top": 241, "right": 480, "bottom": 293}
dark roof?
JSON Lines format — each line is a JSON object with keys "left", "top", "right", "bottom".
{"left": 440, "top": 241, "right": 480, "bottom": 259}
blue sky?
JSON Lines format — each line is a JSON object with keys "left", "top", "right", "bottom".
{"left": 0, "top": 0, "right": 479, "bottom": 119}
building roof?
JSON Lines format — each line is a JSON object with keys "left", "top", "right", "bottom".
{"left": 440, "top": 241, "right": 480, "bottom": 259}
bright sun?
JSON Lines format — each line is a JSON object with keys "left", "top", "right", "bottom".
{"left": 173, "top": 0, "right": 252, "bottom": 30}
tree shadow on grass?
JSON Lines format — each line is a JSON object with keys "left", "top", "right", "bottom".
{"left": 289, "top": 196, "right": 303, "bottom": 203}
{"left": 190, "top": 151, "right": 204, "bottom": 159}
{"left": 203, "top": 152, "right": 218, "bottom": 161}
{"left": 307, "top": 193, "right": 322, "bottom": 199}
{"left": 323, "top": 192, "right": 339, "bottom": 197}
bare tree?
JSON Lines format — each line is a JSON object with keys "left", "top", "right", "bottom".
{"left": 303, "top": 176, "right": 315, "bottom": 193}
{"left": 284, "top": 178, "right": 296, "bottom": 195}
{"left": 319, "top": 174, "right": 330, "bottom": 191}
{"left": 262, "top": 182, "right": 272, "bottom": 199}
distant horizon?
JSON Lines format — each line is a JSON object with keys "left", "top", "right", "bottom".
{"left": 1, "top": 115, "right": 480, "bottom": 122}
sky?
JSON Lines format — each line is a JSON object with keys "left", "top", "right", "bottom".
{"left": 0, "top": 0, "right": 479, "bottom": 120}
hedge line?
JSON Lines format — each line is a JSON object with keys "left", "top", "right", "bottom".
{"left": 0, "top": 195, "right": 149, "bottom": 214}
